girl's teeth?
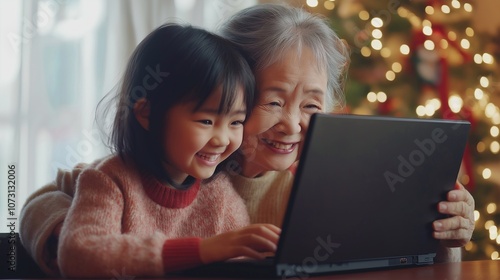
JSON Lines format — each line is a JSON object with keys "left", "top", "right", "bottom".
{"left": 198, "top": 153, "right": 219, "bottom": 162}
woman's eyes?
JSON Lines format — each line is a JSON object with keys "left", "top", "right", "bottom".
{"left": 264, "top": 101, "right": 321, "bottom": 109}
{"left": 260, "top": 100, "right": 323, "bottom": 112}
{"left": 304, "top": 104, "right": 322, "bottom": 110}
{"left": 268, "top": 101, "right": 281, "bottom": 107}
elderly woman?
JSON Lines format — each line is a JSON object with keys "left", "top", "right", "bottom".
{"left": 219, "top": 3, "right": 348, "bottom": 227}
{"left": 219, "top": 3, "right": 474, "bottom": 262}
{"left": 19, "top": 3, "right": 474, "bottom": 276}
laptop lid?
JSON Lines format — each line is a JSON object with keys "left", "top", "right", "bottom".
{"left": 275, "top": 113, "right": 470, "bottom": 277}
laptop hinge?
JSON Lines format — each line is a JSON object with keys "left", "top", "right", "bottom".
{"left": 277, "top": 254, "right": 436, "bottom": 277}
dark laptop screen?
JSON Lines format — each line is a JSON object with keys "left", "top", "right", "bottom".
{"left": 277, "top": 114, "right": 470, "bottom": 265}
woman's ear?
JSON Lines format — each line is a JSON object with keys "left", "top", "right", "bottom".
{"left": 133, "top": 98, "right": 150, "bottom": 130}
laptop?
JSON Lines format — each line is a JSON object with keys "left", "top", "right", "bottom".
{"left": 182, "top": 113, "right": 471, "bottom": 278}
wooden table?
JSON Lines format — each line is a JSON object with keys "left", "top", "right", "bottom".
{"left": 304, "top": 260, "right": 500, "bottom": 280}
{"left": 3, "top": 260, "right": 498, "bottom": 279}
{"left": 167, "top": 260, "right": 499, "bottom": 280}
{"left": 3, "top": 234, "right": 498, "bottom": 279}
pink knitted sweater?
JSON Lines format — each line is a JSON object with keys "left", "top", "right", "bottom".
{"left": 57, "top": 155, "right": 250, "bottom": 278}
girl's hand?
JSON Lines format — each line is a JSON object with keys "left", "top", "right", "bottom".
{"left": 199, "top": 224, "right": 281, "bottom": 264}
{"left": 433, "top": 182, "right": 475, "bottom": 248}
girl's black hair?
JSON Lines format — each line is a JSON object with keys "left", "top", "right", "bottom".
{"left": 99, "top": 23, "right": 255, "bottom": 178}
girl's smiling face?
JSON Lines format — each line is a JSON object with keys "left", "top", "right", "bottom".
{"left": 239, "top": 47, "right": 328, "bottom": 178}
{"left": 162, "top": 87, "right": 247, "bottom": 184}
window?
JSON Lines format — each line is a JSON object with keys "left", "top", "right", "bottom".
{"left": 0, "top": 0, "right": 256, "bottom": 233}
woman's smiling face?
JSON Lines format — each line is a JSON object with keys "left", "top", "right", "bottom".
{"left": 239, "top": 47, "right": 328, "bottom": 178}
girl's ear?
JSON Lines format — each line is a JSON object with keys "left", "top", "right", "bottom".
{"left": 133, "top": 98, "right": 150, "bottom": 130}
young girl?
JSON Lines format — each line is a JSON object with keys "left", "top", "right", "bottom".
{"left": 56, "top": 23, "right": 279, "bottom": 278}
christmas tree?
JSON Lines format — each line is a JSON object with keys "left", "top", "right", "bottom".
{"left": 305, "top": 0, "right": 500, "bottom": 260}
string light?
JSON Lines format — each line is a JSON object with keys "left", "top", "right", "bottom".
{"left": 491, "top": 141, "right": 500, "bottom": 154}
{"left": 425, "top": 6, "right": 434, "bottom": 15}
{"left": 324, "top": 0, "right": 335, "bottom": 10}
{"left": 423, "top": 26, "right": 433, "bottom": 36}
{"left": 441, "top": 5, "right": 451, "bottom": 14}
{"left": 465, "top": 241, "right": 474, "bottom": 251}
{"left": 477, "top": 141, "right": 486, "bottom": 153}
{"left": 474, "top": 54, "right": 483, "bottom": 64}
{"left": 466, "top": 27, "right": 474, "bottom": 37}
{"left": 474, "top": 88, "right": 484, "bottom": 99}
{"left": 429, "top": 98, "right": 441, "bottom": 109}
{"left": 448, "top": 31, "right": 457, "bottom": 41}
{"left": 367, "top": 91, "right": 377, "bottom": 103}
{"left": 487, "top": 203, "right": 497, "bottom": 214}
{"left": 482, "top": 53, "right": 494, "bottom": 64}
{"left": 424, "top": 105, "right": 435, "bottom": 116}
{"left": 359, "top": 10, "right": 369, "bottom": 20}
{"left": 464, "top": 3, "right": 473, "bottom": 12}
{"left": 372, "top": 29, "right": 382, "bottom": 39}
{"left": 440, "top": 39, "right": 449, "bottom": 49}
{"left": 493, "top": 114, "right": 500, "bottom": 125}
{"left": 367, "top": 91, "right": 389, "bottom": 104}
{"left": 485, "top": 220, "right": 495, "bottom": 230}
{"left": 474, "top": 210, "right": 480, "bottom": 221}
{"left": 448, "top": 95, "right": 463, "bottom": 113}
{"left": 408, "top": 15, "right": 421, "bottom": 27}
{"left": 424, "top": 40, "right": 435, "bottom": 50}
{"left": 400, "top": 44, "right": 410, "bottom": 55}
{"left": 461, "top": 38, "right": 470, "bottom": 49}
{"left": 380, "top": 48, "right": 391, "bottom": 58}
{"left": 392, "top": 62, "right": 402, "bottom": 73}
{"left": 371, "top": 17, "right": 383, "bottom": 28}
{"left": 451, "top": 0, "right": 461, "bottom": 9}
{"left": 416, "top": 99, "right": 443, "bottom": 117}
{"left": 371, "top": 39, "right": 383, "bottom": 50}
{"left": 482, "top": 168, "right": 492, "bottom": 179}
{"left": 360, "top": 46, "right": 371, "bottom": 57}
{"left": 397, "top": 7, "right": 409, "bottom": 17}
{"left": 480, "top": 76, "right": 490, "bottom": 88}
{"left": 376, "top": 91, "right": 387, "bottom": 102}
{"left": 306, "top": 0, "right": 318, "bottom": 7}
{"left": 485, "top": 103, "right": 497, "bottom": 118}
{"left": 386, "top": 70, "right": 395, "bottom": 81}
{"left": 416, "top": 105, "right": 426, "bottom": 117}
{"left": 489, "top": 226, "right": 498, "bottom": 240}
{"left": 491, "top": 126, "right": 499, "bottom": 137}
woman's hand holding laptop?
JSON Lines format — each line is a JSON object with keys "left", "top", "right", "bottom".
{"left": 433, "top": 182, "right": 475, "bottom": 261}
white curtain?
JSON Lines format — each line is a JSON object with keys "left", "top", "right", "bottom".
{"left": 0, "top": 0, "right": 255, "bottom": 233}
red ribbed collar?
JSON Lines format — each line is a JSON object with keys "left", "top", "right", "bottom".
{"left": 141, "top": 175, "right": 200, "bottom": 208}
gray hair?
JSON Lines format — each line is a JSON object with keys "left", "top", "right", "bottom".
{"left": 218, "top": 3, "right": 350, "bottom": 112}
